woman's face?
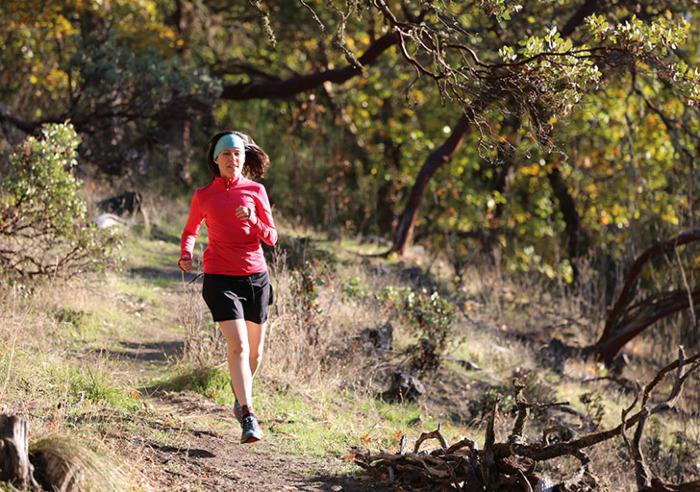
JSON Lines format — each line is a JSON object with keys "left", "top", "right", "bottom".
{"left": 215, "top": 147, "right": 245, "bottom": 179}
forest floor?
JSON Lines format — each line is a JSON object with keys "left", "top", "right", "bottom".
{"left": 100, "top": 261, "right": 395, "bottom": 492}
{"left": 4, "top": 215, "right": 700, "bottom": 492}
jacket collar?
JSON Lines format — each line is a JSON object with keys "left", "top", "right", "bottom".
{"left": 214, "top": 175, "right": 244, "bottom": 187}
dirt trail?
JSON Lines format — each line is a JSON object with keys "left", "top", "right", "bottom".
{"left": 123, "top": 389, "right": 388, "bottom": 492}
{"left": 114, "top": 265, "right": 392, "bottom": 492}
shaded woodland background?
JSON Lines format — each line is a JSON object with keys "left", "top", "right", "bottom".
{"left": 2, "top": 0, "right": 700, "bottom": 370}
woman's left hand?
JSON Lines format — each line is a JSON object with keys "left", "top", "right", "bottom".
{"left": 235, "top": 205, "right": 252, "bottom": 221}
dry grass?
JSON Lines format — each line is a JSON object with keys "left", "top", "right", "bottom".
{"left": 255, "top": 237, "right": 700, "bottom": 490}
{"left": 0, "top": 279, "right": 148, "bottom": 490}
{"left": 2, "top": 208, "right": 700, "bottom": 491}
{"left": 30, "top": 435, "right": 127, "bottom": 492}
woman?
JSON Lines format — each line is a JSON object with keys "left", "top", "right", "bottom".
{"left": 178, "top": 130, "right": 278, "bottom": 444}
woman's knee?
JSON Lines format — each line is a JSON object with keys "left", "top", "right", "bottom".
{"left": 228, "top": 339, "right": 250, "bottom": 357}
{"left": 219, "top": 320, "right": 250, "bottom": 357}
{"left": 222, "top": 333, "right": 250, "bottom": 358}
{"left": 250, "top": 347, "right": 263, "bottom": 366}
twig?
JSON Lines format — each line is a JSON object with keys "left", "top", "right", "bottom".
{"left": 413, "top": 423, "right": 448, "bottom": 452}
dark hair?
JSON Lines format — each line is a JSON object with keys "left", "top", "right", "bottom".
{"left": 207, "top": 130, "right": 270, "bottom": 181}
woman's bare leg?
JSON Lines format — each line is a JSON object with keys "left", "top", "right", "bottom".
{"left": 218, "top": 319, "right": 253, "bottom": 407}
{"left": 246, "top": 321, "right": 267, "bottom": 378}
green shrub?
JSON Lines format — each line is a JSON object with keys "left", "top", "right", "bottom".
{"left": 0, "top": 122, "right": 120, "bottom": 279}
{"left": 405, "top": 290, "right": 457, "bottom": 371}
{"left": 378, "top": 286, "right": 456, "bottom": 371}
{"left": 341, "top": 276, "right": 369, "bottom": 300}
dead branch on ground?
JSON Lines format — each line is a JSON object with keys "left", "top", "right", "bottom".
{"left": 355, "top": 347, "right": 700, "bottom": 491}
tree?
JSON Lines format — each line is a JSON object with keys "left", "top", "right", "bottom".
{"left": 369, "top": 1, "right": 700, "bottom": 256}
{"left": 2, "top": 0, "right": 700, "bottom": 277}
{"left": 0, "top": 0, "right": 220, "bottom": 179}
{"left": 179, "top": 0, "right": 700, "bottom": 272}
{"left": 593, "top": 229, "right": 700, "bottom": 364}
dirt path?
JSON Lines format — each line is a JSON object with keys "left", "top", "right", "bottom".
{"left": 113, "top": 265, "right": 392, "bottom": 492}
{"left": 121, "top": 389, "right": 389, "bottom": 492}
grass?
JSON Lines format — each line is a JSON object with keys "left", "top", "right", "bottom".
{"left": 157, "top": 365, "right": 232, "bottom": 402}
{"left": 30, "top": 435, "right": 127, "bottom": 492}
{"left": 2, "top": 202, "right": 700, "bottom": 491}
{"left": 152, "top": 361, "right": 434, "bottom": 463}
{"left": 254, "top": 383, "right": 427, "bottom": 458}
{"left": 0, "top": 339, "right": 150, "bottom": 489}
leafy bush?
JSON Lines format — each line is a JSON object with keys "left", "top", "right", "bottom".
{"left": 341, "top": 276, "right": 369, "bottom": 300}
{"left": 377, "top": 285, "right": 413, "bottom": 311}
{"left": 66, "top": 32, "right": 221, "bottom": 178}
{"left": 0, "top": 122, "right": 120, "bottom": 279}
{"left": 379, "top": 286, "right": 457, "bottom": 371}
{"left": 405, "top": 290, "right": 457, "bottom": 371}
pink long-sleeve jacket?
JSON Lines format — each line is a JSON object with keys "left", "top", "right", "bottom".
{"left": 180, "top": 175, "right": 278, "bottom": 276}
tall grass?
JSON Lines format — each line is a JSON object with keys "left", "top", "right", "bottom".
{"left": 177, "top": 264, "right": 226, "bottom": 370}
{"left": 263, "top": 247, "right": 408, "bottom": 390}
{"left": 0, "top": 288, "right": 143, "bottom": 491}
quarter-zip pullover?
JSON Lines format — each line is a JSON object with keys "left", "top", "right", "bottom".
{"left": 180, "top": 175, "right": 278, "bottom": 276}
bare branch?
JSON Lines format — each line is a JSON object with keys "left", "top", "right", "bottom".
{"left": 413, "top": 424, "right": 448, "bottom": 453}
{"left": 247, "top": 0, "right": 276, "bottom": 47}
{"left": 299, "top": 0, "right": 324, "bottom": 31}
{"left": 356, "top": 349, "right": 700, "bottom": 491}
{"left": 220, "top": 31, "right": 398, "bottom": 99}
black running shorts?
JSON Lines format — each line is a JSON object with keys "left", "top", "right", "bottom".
{"left": 202, "top": 271, "right": 274, "bottom": 324}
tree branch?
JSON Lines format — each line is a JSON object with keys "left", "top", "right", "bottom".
{"left": 220, "top": 31, "right": 398, "bottom": 100}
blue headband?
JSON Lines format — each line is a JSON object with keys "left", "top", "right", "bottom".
{"left": 213, "top": 134, "right": 245, "bottom": 160}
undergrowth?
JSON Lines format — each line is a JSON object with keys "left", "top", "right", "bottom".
{"left": 1, "top": 201, "right": 699, "bottom": 491}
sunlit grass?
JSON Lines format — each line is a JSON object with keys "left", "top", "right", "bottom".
{"left": 253, "top": 383, "right": 427, "bottom": 462}
{"left": 29, "top": 435, "right": 128, "bottom": 492}
{"left": 156, "top": 365, "right": 231, "bottom": 402}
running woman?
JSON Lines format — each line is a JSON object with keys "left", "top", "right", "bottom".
{"left": 178, "top": 130, "right": 278, "bottom": 443}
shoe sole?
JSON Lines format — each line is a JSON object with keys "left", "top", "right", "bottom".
{"left": 241, "top": 433, "right": 262, "bottom": 444}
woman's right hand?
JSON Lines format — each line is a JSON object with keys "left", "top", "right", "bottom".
{"left": 178, "top": 257, "right": 192, "bottom": 273}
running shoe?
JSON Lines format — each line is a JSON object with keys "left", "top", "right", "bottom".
{"left": 240, "top": 413, "right": 263, "bottom": 444}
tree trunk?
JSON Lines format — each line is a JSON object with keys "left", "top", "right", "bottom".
{"left": 390, "top": 88, "right": 505, "bottom": 256}
{"left": 547, "top": 164, "right": 589, "bottom": 281}
{"left": 0, "top": 414, "right": 39, "bottom": 490}
{"left": 593, "top": 229, "right": 700, "bottom": 364}
{"left": 594, "top": 288, "right": 700, "bottom": 364}
{"left": 390, "top": 114, "right": 469, "bottom": 255}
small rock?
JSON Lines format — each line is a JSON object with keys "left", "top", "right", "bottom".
{"left": 379, "top": 371, "right": 426, "bottom": 403}
{"left": 361, "top": 323, "right": 393, "bottom": 350}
